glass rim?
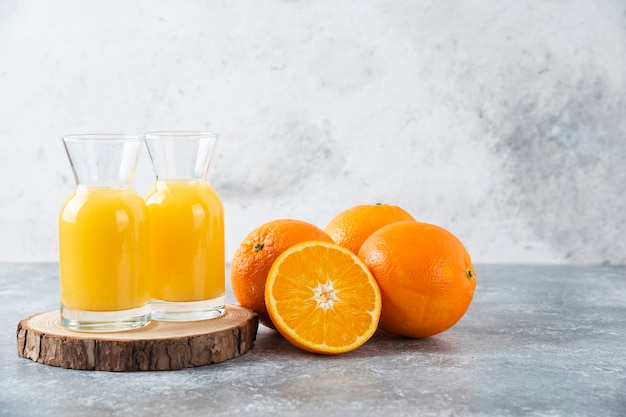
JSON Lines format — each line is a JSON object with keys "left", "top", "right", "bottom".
{"left": 144, "top": 131, "right": 219, "bottom": 139}
{"left": 62, "top": 134, "right": 143, "bottom": 142}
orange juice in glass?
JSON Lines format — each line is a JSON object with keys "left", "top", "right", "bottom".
{"left": 144, "top": 131, "right": 225, "bottom": 321}
{"left": 59, "top": 134, "right": 150, "bottom": 332}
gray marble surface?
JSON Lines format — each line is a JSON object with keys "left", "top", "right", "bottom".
{"left": 1, "top": 263, "right": 625, "bottom": 417}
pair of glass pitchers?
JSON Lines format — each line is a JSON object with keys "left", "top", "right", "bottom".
{"left": 59, "top": 132, "right": 224, "bottom": 332}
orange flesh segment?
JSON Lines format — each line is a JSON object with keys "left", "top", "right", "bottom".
{"left": 266, "top": 241, "right": 381, "bottom": 354}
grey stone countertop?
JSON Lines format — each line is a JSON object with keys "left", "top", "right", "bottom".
{"left": 1, "top": 263, "right": 625, "bottom": 417}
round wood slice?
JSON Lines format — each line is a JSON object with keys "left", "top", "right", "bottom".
{"left": 16, "top": 304, "right": 258, "bottom": 372}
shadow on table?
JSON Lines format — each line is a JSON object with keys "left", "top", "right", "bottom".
{"left": 250, "top": 325, "right": 456, "bottom": 360}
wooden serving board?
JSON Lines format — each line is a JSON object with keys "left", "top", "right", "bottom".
{"left": 16, "top": 304, "right": 258, "bottom": 372}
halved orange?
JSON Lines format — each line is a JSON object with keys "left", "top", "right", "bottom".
{"left": 265, "top": 240, "right": 382, "bottom": 355}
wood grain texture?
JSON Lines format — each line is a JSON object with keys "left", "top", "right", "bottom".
{"left": 16, "top": 304, "right": 258, "bottom": 371}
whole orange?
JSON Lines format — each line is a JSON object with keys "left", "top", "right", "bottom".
{"left": 358, "top": 220, "right": 476, "bottom": 338}
{"left": 230, "top": 219, "right": 333, "bottom": 328}
{"left": 323, "top": 204, "right": 416, "bottom": 254}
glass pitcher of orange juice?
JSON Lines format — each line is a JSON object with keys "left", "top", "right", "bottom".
{"left": 59, "top": 134, "right": 151, "bottom": 332}
{"left": 144, "top": 131, "right": 225, "bottom": 321}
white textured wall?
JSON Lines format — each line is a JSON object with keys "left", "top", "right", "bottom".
{"left": 1, "top": 0, "right": 625, "bottom": 264}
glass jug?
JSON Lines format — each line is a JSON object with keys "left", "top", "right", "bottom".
{"left": 59, "top": 134, "right": 151, "bottom": 332}
{"left": 144, "top": 131, "right": 225, "bottom": 321}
